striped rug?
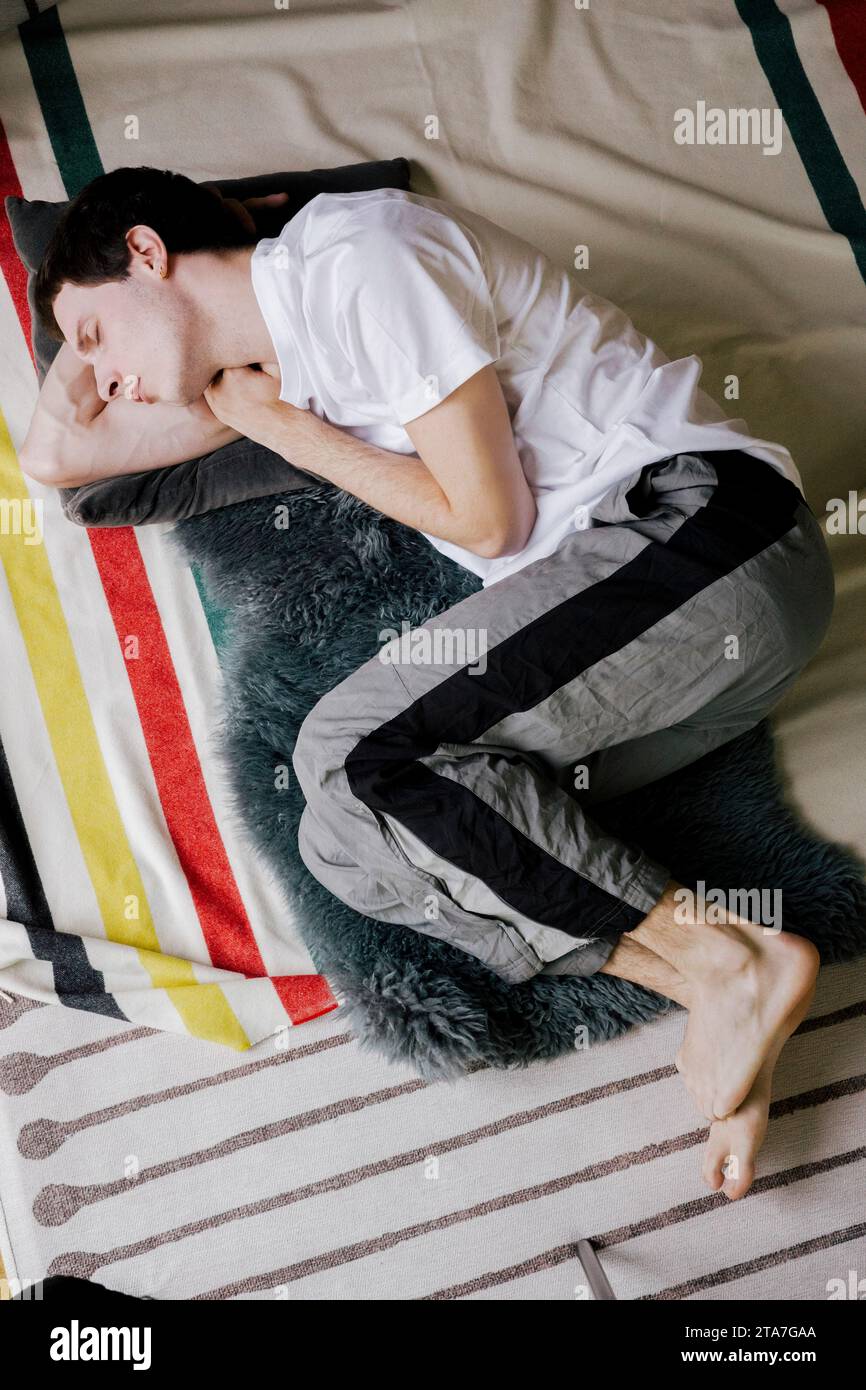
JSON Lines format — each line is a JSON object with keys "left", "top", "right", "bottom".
{"left": 0, "top": 0, "right": 864, "bottom": 1299}
{"left": 1, "top": 961, "right": 863, "bottom": 1300}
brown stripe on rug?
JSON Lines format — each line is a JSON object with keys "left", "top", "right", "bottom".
{"left": 642, "top": 1220, "right": 866, "bottom": 1300}
{"left": 40, "top": 1010, "right": 866, "bottom": 1286}
{"left": 17, "top": 1030, "right": 356, "bottom": 1157}
{"left": 34, "top": 1075, "right": 431, "bottom": 1228}
{"left": 0, "top": 1026, "right": 155, "bottom": 1094}
{"left": 0, "top": 994, "right": 44, "bottom": 1031}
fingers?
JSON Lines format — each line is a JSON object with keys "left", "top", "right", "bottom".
{"left": 243, "top": 192, "right": 290, "bottom": 209}
{"left": 202, "top": 186, "right": 289, "bottom": 211}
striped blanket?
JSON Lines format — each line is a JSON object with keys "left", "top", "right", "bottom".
{"left": 0, "top": 8, "right": 338, "bottom": 1048}
{"left": 1, "top": 0, "right": 865, "bottom": 1054}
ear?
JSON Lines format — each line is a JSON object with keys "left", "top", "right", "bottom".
{"left": 125, "top": 223, "right": 168, "bottom": 277}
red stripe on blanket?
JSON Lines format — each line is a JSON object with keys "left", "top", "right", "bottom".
{"left": 0, "top": 120, "right": 36, "bottom": 361}
{"left": 818, "top": 1, "right": 866, "bottom": 117}
{"left": 271, "top": 973, "right": 339, "bottom": 1023}
{"left": 91, "top": 527, "right": 270, "bottom": 977}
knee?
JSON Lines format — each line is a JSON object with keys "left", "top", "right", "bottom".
{"left": 292, "top": 690, "right": 391, "bottom": 883}
{"left": 292, "top": 679, "right": 385, "bottom": 806}
{"left": 292, "top": 656, "right": 409, "bottom": 796}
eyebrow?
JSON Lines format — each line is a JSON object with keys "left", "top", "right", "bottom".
{"left": 73, "top": 319, "right": 86, "bottom": 354}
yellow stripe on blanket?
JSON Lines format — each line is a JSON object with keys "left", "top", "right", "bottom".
{"left": 0, "top": 411, "right": 249, "bottom": 1049}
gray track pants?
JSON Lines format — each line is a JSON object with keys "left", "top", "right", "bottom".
{"left": 292, "top": 449, "right": 835, "bottom": 984}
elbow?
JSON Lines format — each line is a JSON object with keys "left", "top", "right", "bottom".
{"left": 19, "top": 444, "right": 75, "bottom": 489}
{"left": 471, "top": 530, "right": 521, "bottom": 561}
{"left": 470, "top": 503, "right": 537, "bottom": 560}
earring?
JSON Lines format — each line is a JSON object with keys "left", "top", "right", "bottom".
{"left": 159, "top": 264, "right": 167, "bottom": 279}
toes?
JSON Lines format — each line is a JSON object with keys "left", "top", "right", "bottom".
{"left": 703, "top": 1127, "right": 757, "bottom": 1200}
{"left": 701, "top": 1128, "right": 730, "bottom": 1191}
{"left": 722, "top": 1153, "right": 755, "bottom": 1201}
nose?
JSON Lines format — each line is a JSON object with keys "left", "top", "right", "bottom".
{"left": 97, "top": 370, "right": 124, "bottom": 402}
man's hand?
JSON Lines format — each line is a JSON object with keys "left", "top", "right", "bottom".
{"left": 201, "top": 186, "right": 290, "bottom": 239}
{"left": 203, "top": 363, "right": 292, "bottom": 447}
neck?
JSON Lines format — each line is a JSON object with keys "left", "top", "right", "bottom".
{"left": 188, "top": 244, "right": 276, "bottom": 371}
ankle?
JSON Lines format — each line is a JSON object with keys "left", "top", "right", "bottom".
{"left": 662, "top": 968, "right": 694, "bottom": 1009}
{"left": 632, "top": 879, "right": 756, "bottom": 981}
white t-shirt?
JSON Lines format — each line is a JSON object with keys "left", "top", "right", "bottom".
{"left": 250, "top": 188, "right": 803, "bottom": 587}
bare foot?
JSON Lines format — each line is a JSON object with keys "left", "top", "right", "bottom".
{"left": 700, "top": 1023, "right": 789, "bottom": 1200}
{"left": 675, "top": 922, "right": 818, "bottom": 1121}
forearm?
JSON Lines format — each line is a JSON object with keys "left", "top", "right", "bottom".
{"left": 20, "top": 342, "right": 106, "bottom": 480}
{"left": 264, "top": 407, "right": 489, "bottom": 551}
{"left": 74, "top": 396, "right": 242, "bottom": 486}
{"left": 20, "top": 343, "right": 242, "bottom": 487}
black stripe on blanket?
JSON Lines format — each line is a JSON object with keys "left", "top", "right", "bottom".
{"left": 0, "top": 732, "right": 126, "bottom": 1018}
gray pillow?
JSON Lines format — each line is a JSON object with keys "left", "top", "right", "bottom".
{"left": 5, "top": 157, "right": 412, "bottom": 526}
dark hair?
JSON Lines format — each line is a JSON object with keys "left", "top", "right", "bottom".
{"left": 33, "top": 165, "right": 258, "bottom": 342}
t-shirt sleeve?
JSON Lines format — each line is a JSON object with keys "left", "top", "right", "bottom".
{"left": 319, "top": 200, "right": 502, "bottom": 425}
